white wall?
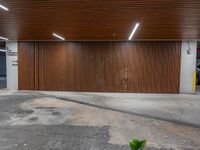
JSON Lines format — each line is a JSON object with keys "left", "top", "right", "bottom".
{"left": 6, "top": 42, "right": 18, "bottom": 90}
{"left": 180, "top": 41, "right": 197, "bottom": 93}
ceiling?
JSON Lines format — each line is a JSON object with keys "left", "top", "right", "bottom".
{"left": 0, "top": 0, "right": 200, "bottom": 41}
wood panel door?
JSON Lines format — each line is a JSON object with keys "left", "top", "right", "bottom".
{"left": 18, "top": 41, "right": 181, "bottom": 93}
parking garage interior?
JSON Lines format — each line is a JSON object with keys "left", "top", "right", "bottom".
{"left": 1, "top": 1, "right": 200, "bottom": 149}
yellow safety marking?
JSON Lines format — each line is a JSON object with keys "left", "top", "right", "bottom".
{"left": 193, "top": 71, "right": 196, "bottom": 92}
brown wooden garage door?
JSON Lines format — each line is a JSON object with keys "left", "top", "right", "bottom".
{"left": 18, "top": 41, "right": 181, "bottom": 93}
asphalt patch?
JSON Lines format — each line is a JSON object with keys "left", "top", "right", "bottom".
{"left": 36, "top": 107, "right": 57, "bottom": 109}
{"left": 0, "top": 125, "right": 174, "bottom": 150}
{"left": 12, "top": 108, "right": 34, "bottom": 115}
{"left": 51, "top": 112, "right": 61, "bottom": 116}
{"left": 29, "top": 117, "right": 38, "bottom": 121}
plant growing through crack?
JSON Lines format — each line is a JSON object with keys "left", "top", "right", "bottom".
{"left": 129, "top": 138, "right": 146, "bottom": 150}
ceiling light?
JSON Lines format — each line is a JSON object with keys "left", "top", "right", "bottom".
{"left": 0, "top": 4, "right": 9, "bottom": 11}
{"left": 52, "top": 33, "right": 65, "bottom": 40}
{"left": 0, "top": 36, "right": 8, "bottom": 41}
{"left": 128, "top": 23, "right": 140, "bottom": 40}
{"left": 0, "top": 49, "right": 6, "bottom": 52}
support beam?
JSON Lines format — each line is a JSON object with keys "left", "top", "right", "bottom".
{"left": 180, "top": 41, "right": 197, "bottom": 94}
{"left": 6, "top": 42, "right": 18, "bottom": 90}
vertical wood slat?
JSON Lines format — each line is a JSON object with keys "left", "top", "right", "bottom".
{"left": 18, "top": 42, "right": 35, "bottom": 90}
{"left": 18, "top": 41, "right": 181, "bottom": 93}
{"left": 34, "top": 42, "right": 39, "bottom": 90}
{"left": 38, "top": 42, "right": 44, "bottom": 90}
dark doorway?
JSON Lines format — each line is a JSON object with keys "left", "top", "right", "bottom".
{"left": 0, "top": 42, "right": 6, "bottom": 89}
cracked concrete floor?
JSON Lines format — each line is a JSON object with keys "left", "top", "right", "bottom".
{"left": 0, "top": 91, "right": 200, "bottom": 150}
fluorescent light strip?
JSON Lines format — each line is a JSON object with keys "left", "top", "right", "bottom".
{"left": 0, "top": 49, "right": 6, "bottom": 52}
{"left": 0, "top": 36, "right": 8, "bottom": 41}
{"left": 0, "top": 4, "right": 9, "bottom": 11}
{"left": 128, "top": 23, "right": 140, "bottom": 40}
{"left": 52, "top": 33, "right": 65, "bottom": 40}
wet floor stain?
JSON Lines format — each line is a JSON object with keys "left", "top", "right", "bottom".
{"left": 2, "top": 98, "right": 72, "bottom": 125}
{"left": 12, "top": 108, "right": 34, "bottom": 115}
{"left": 36, "top": 107, "right": 56, "bottom": 109}
{"left": 51, "top": 112, "right": 61, "bottom": 116}
{"left": 29, "top": 117, "right": 38, "bottom": 121}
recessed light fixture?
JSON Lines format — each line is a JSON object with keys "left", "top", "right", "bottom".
{"left": 128, "top": 23, "right": 140, "bottom": 40}
{"left": 0, "top": 36, "right": 8, "bottom": 41}
{"left": 0, "top": 4, "right": 9, "bottom": 11}
{"left": 52, "top": 33, "right": 65, "bottom": 41}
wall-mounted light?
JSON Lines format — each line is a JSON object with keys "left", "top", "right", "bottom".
{"left": 128, "top": 23, "right": 140, "bottom": 40}
{"left": 0, "top": 36, "right": 9, "bottom": 41}
{"left": 0, "top": 4, "right": 9, "bottom": 11}
{"left": 52, "top": 33, "right": 65, "bottom": 40}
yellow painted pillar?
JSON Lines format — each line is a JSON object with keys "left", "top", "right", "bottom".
{"left": 193, "top": 71, "right": 196, "bottom": 92}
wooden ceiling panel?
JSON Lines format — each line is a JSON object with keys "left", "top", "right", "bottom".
{"left": 0, "top": 0, "right": 200, "bottom": 40}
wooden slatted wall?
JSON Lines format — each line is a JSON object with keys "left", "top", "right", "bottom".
{"left": 18, "top": 41, "right": 181, "bottom": 93}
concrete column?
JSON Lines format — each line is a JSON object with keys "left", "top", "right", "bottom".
{"left": 180, "top": 41, "right": 197, "bottom": 94}
{"left": 6, "top": 42, "right": 18, "bottom": 90}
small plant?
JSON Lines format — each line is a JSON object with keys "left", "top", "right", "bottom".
{"left": 129, "top": 138, "right": 146, "bottom": 150}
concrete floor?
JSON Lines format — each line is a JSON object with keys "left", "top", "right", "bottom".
{"left": 42, "top": 91, "right": 200, "bottom": 128}
{"left": 0, "top": 91, "right": 200, "bottom": 150}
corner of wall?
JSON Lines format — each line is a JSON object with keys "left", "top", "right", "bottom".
{"left": 179, "top": 40, "right": 197, "bottom": 94}
{"left": 6, "top": 41, "right": 18, "bottom": 90}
